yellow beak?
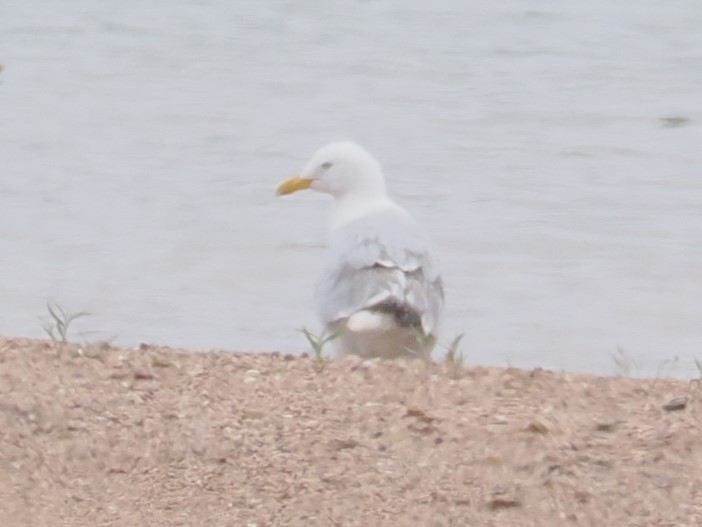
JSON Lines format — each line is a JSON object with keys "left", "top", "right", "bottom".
{"left": 276, "top": 175, "right": 312, "bottom": 196}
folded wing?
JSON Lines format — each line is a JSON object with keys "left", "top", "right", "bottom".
{"left": 314, "top": 207, "right": 444, "bottom": 336}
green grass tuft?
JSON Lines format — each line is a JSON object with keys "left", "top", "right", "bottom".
{"left": 443, "top": 333, "right": 465, "bottom": 367}
{"left": 42, "top": 302, "right": 90, "bottom": 343}
{"left": 611, "top": 346, "right": 636, "bottom": 376}
{"left": 300, "top": 327, "right": 340, "bottom": 372}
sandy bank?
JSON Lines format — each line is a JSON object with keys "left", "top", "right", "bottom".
{"left": 0, "top": 337, "right": 700, "bottom": 526}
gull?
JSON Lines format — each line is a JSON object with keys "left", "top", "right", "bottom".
{"left": 277, "top": 141, "right": 444, "bottom": 359}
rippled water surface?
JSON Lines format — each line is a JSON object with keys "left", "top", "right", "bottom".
{"left": 2, "top": 0, "right": 701, "bottom": 375}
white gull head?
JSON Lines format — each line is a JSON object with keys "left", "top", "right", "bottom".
{"left": 277, "top": 141, "right": 402, "bottom": 231}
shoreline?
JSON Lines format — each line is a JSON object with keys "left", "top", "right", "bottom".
{"left": 1, "top": 336, "right": 700, "bottom": 525}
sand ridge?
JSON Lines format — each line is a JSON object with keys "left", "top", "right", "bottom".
{"left": 0, "top": 337, "right": 700, "bottom": 526}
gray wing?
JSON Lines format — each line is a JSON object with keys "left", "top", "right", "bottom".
{"left": 314, "top": 207, "right": 444, "bottom": 336}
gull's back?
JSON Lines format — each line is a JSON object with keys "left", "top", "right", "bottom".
{"left": 314, "top": 204, "right": 444, "bottom": 358}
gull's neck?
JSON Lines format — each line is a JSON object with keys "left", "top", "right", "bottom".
{"left": 328, "top": 192, "right": 396, "bottom": 232}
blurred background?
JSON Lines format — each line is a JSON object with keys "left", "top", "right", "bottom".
{"left": 1, "top": 0, "right": 700, "bottom": 376}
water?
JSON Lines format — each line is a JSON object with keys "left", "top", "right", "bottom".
{"left": 2, "top": 0, "right": 701, "bottom": 376}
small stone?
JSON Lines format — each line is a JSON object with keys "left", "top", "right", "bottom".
{"left": 486, "top": 454, "right": 502, "bottom": 465}
{"left": 405, "top": 408, "right": 434, "bottom": 422}
{"left": 526, "top": 417, "right": 549, "bottom": 434}
{"left": 361, "top": 359, "right": 379, "bottom": 370}
{"left": 488, "top": 496, "right": 521, "bottom": 510}
{"left": 133, "top": 369, "right": 155, "bottom": 380}
{"left": 662, "top": 397, "right": 687, "bottom": 412}
{"left": 595, "top": 419, "right": 620, "bottom": 432}
{"left": 243, "top": 409, "right": 265, "bottom": 420}
{"left": 487, "top": 485, "right": 522, "bottom": 510}
{"left": 328, "top": 438, "right": 359, "bottom": 450}
{"left": 151, "top": 357, "right": 172, "bottom": 368}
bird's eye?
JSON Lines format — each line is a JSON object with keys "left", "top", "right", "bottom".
{"left": 321, "top": 161, "right": 333, "bottom": 169}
